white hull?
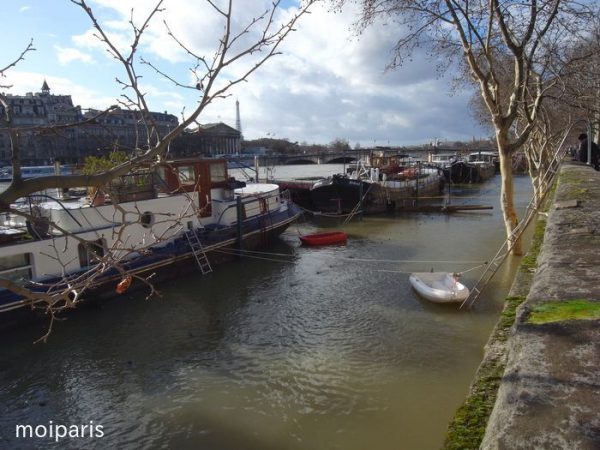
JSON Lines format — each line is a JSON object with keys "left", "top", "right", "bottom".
{"left": 409, "top": 272, "right": 469, "bottom": 304}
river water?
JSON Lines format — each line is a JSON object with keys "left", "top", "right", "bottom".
{"left": 0, "top": 166, "right": 532, "bottom": 450}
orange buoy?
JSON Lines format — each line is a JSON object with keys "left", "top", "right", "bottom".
{"left": 116, "top": 275, "right": 133, "bottom": 294}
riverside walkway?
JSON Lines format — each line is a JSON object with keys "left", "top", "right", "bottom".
{"left": 481, "top": 161, "right": 600, "bottom": 449}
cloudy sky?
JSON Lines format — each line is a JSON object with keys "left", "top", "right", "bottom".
{"left": 0, "top": 0, "right": 489, "bottom": 147}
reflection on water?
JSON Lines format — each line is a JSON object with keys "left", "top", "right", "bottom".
{"left": 0, "top": 172, "right": 533, "bottom": 450}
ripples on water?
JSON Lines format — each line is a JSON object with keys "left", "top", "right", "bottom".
{"left": 0, "top": 171, "right": 533, "bottom": 450}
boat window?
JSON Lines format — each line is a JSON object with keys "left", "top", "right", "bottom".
{"left": 78, "top": 239, "right": 106, "bottom": 267}
{"left": 0, "top": 253, "right": 30, "bottom": 270}
{"left": 259, "top": 198, "right": 268, "bottom": 214}
{"left": 210, "top": 162, "right": 227, "bottom": 183}
{"left": 0, "top": 253, "right": 32, "bottom": 283}
{"left": 154, "top": 166, "right": 169, "bottom": 192}
{"left": 140, "top": 211, "right": 154, "bottom": 228}
{"left": 177, "top": 166, "right": 196, "bottom": 186}
{"left": 243, "top": 202, "right": 258, "bottom": 218}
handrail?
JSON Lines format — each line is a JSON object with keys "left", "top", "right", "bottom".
{"left": 460, "top": 124, "right": 575, "bottom": 309}
{"left": 25, "top": 193, "right": 83, "bottom": 228}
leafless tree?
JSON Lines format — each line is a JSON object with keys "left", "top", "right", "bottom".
{"left": 2, "top": 0, "right": 316, "bottom": 206}
{"left": 521, "top": 104, "right": 567, "bottom": 204}
{"left": 341, "top": 0, "right": 595, "bottom": 254}
{"left": 553, "top": 17, "right": 600, "bottom": 138}
{"left": 0, "top": 0, "right": 316, "bottom": 339}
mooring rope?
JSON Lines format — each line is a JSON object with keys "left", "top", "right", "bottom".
{"left": 296, "top": 204, "right": 360, "bottom": 219}
{"left": 374, "top": 261, "right": 489, "bottom": 274}
{"left": 339, "top": 256, "right": 487, "bottom": 264}
{"left": 343, "top": 184, "right": 374, "bottom": 224}
{"left": 211, "top": 247, "right": 296, "bottom": 264}
{"left": 208, "top": 245, "right": 490, "bottom": 274}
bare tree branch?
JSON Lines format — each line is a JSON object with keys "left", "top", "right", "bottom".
{"left": 0, "top": 39, "right": 36, "bottom": 89}
{"left": 0, "top": 0, "right": 315, "bottom": 339}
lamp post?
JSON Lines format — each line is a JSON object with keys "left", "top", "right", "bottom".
{"left": 587, "top": 121, "right": 593, "bottom": 166}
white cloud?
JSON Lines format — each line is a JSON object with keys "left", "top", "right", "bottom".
{"left": 209, "top": 2, "right": 480, "bottom": 145}
{"left": 19, "top": 6, "right": 31, "bottom": 13}
{"left": 9, "top": 0, "right": 485, "bottom": 145}
{"left": 71, "top": 27, "right": 132, "bottom": 59}
{"left": 54, "top": 45, "right": 95, "bottom": 65}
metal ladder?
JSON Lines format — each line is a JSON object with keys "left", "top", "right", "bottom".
{"left": 184, "top": 229, "right": 213, "bottom": 275}
{"left": 460, "top": 141, "right": 570, "bottom": 309}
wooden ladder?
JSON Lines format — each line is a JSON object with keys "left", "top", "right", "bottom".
{"left": 460, "top": 142, "right": 569, "bottom": 309}
{"left": 184, "top": 229, "right": 213, "bottom": 275}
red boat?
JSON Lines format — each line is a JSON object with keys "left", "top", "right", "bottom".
{"left": 299, "top": 231, "right": 348, "bottom": 246}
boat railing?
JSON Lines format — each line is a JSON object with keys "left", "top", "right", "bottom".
{"left": 0, "top": 193, "right": 86, "bottom": 242}
{"left": 0, "top": 193, "right": 81, "bottom": 244}
{"left": 108, "top": 172, "right": 157, "bottom": 203}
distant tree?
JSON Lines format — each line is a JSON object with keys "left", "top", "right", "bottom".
{"left": 242, "top": 137, "right": 300, "bottom": 154}
{"left": 329, "top": 138, "right": 351, "bottom": 152}
{"left": 513, "top": 13, "right": 600, "bottom": 204}
{"left": 81, "top": 151, "right": 130, "bottom": 175}
{"left": 342, "top": 0, "right": 596, "bottom": 254}
{"left": 554, "top": 17, "right": 600, "bottom": 138}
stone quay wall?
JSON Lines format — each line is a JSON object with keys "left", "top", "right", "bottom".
{"left": 445, "top": 161, "right": 600, "bottom": 449}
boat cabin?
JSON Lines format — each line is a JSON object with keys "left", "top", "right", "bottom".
{"left": 142, "top": 158, "right": 233, "bottom": 216}
{"left": 0, "top": 157, "right": 245, "bottom": 243}
{"left": 429, "top": 153, "right": 458, "bottom": 166}
{"left": 369, "top": 153, "right": 411, "bottom": 175}
{"left": 467, "top": 151, "right": 498, "bottom": 164}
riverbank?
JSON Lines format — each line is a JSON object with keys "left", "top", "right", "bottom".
{"left": 444, "top": 160, "right": 600, "bottom": 449}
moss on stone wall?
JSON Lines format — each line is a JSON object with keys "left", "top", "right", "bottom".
{"left": 558, "top": 169, "right": 593, "bottom": 201}
{"left": 443, "top": 295, "right": 526, "bottom": 450}
{"left": 520, "top": 218, "right": 547, "bottom": 272}
{"left": 527, "top": 300, "right": 600, "bottom": 324}
{"left": 558, "top": 169, "right": 585, "bottom": 186}
{"left": 443, "top": 364, "right": 505, "bottom": 450}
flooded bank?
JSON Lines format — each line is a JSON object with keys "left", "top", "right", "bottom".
{"left": 0, "top": 171, "right": 532, "bottom": 449}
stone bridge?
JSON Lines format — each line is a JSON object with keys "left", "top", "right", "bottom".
{"left": 229, "top": 146, "right": 480, "bottom": 167}
{"left": 250, "top": 151, "right": 358, "bottom": 165}
{"left": 243, "top": 147, "right": 436, "bottom": 166}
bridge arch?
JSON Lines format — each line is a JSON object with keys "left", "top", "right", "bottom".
{"left": 284, "top": 158, "right": 317, "bottom": 165}
{"left": 325, "top": 156, "right": 357, "bottom": 164}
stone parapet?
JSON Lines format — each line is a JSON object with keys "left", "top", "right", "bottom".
{"left": 481, "top": 161, "right": 600, "bottom": 449}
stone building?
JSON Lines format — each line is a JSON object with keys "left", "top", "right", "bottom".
{"left": 169, "top": 122, "right": 242, "bottom": 158}
{"left": 80, "top": 108, "right": 178, "bottom": 156}
{"left": 0, "top": 82, "right": 243, "bottom": 165}
{"left": 0, "top": 82, "right": 178, "bottom": 165}
{"left": 0, "top": 81, "right": 83, "bottom": 165}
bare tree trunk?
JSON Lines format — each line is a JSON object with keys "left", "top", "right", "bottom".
{"left": 528, "top": 161, "right": 542, "bottom": 206}
{"left": 497, "top": 147, "right": 523, "bottom": 255}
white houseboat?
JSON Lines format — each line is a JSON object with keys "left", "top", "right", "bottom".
{"left": 0, "top": 157, "right": 301, "bottom": 324}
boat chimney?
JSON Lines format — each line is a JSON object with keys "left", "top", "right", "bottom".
{"left": 236, "top": 100, "right": 242, "bottom": 135}
{"left": 254, "top": 155, "right": 259, "bottom": 183}
{"left": 236, "top": 99, "right": 243, "bottom": 155}
{"left": 54, "top": 160, "right": 63, "bottom": 199}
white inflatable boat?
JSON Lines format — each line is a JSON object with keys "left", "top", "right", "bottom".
{"left": 409, "top": 272, "right": 470, "bottom": 304}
